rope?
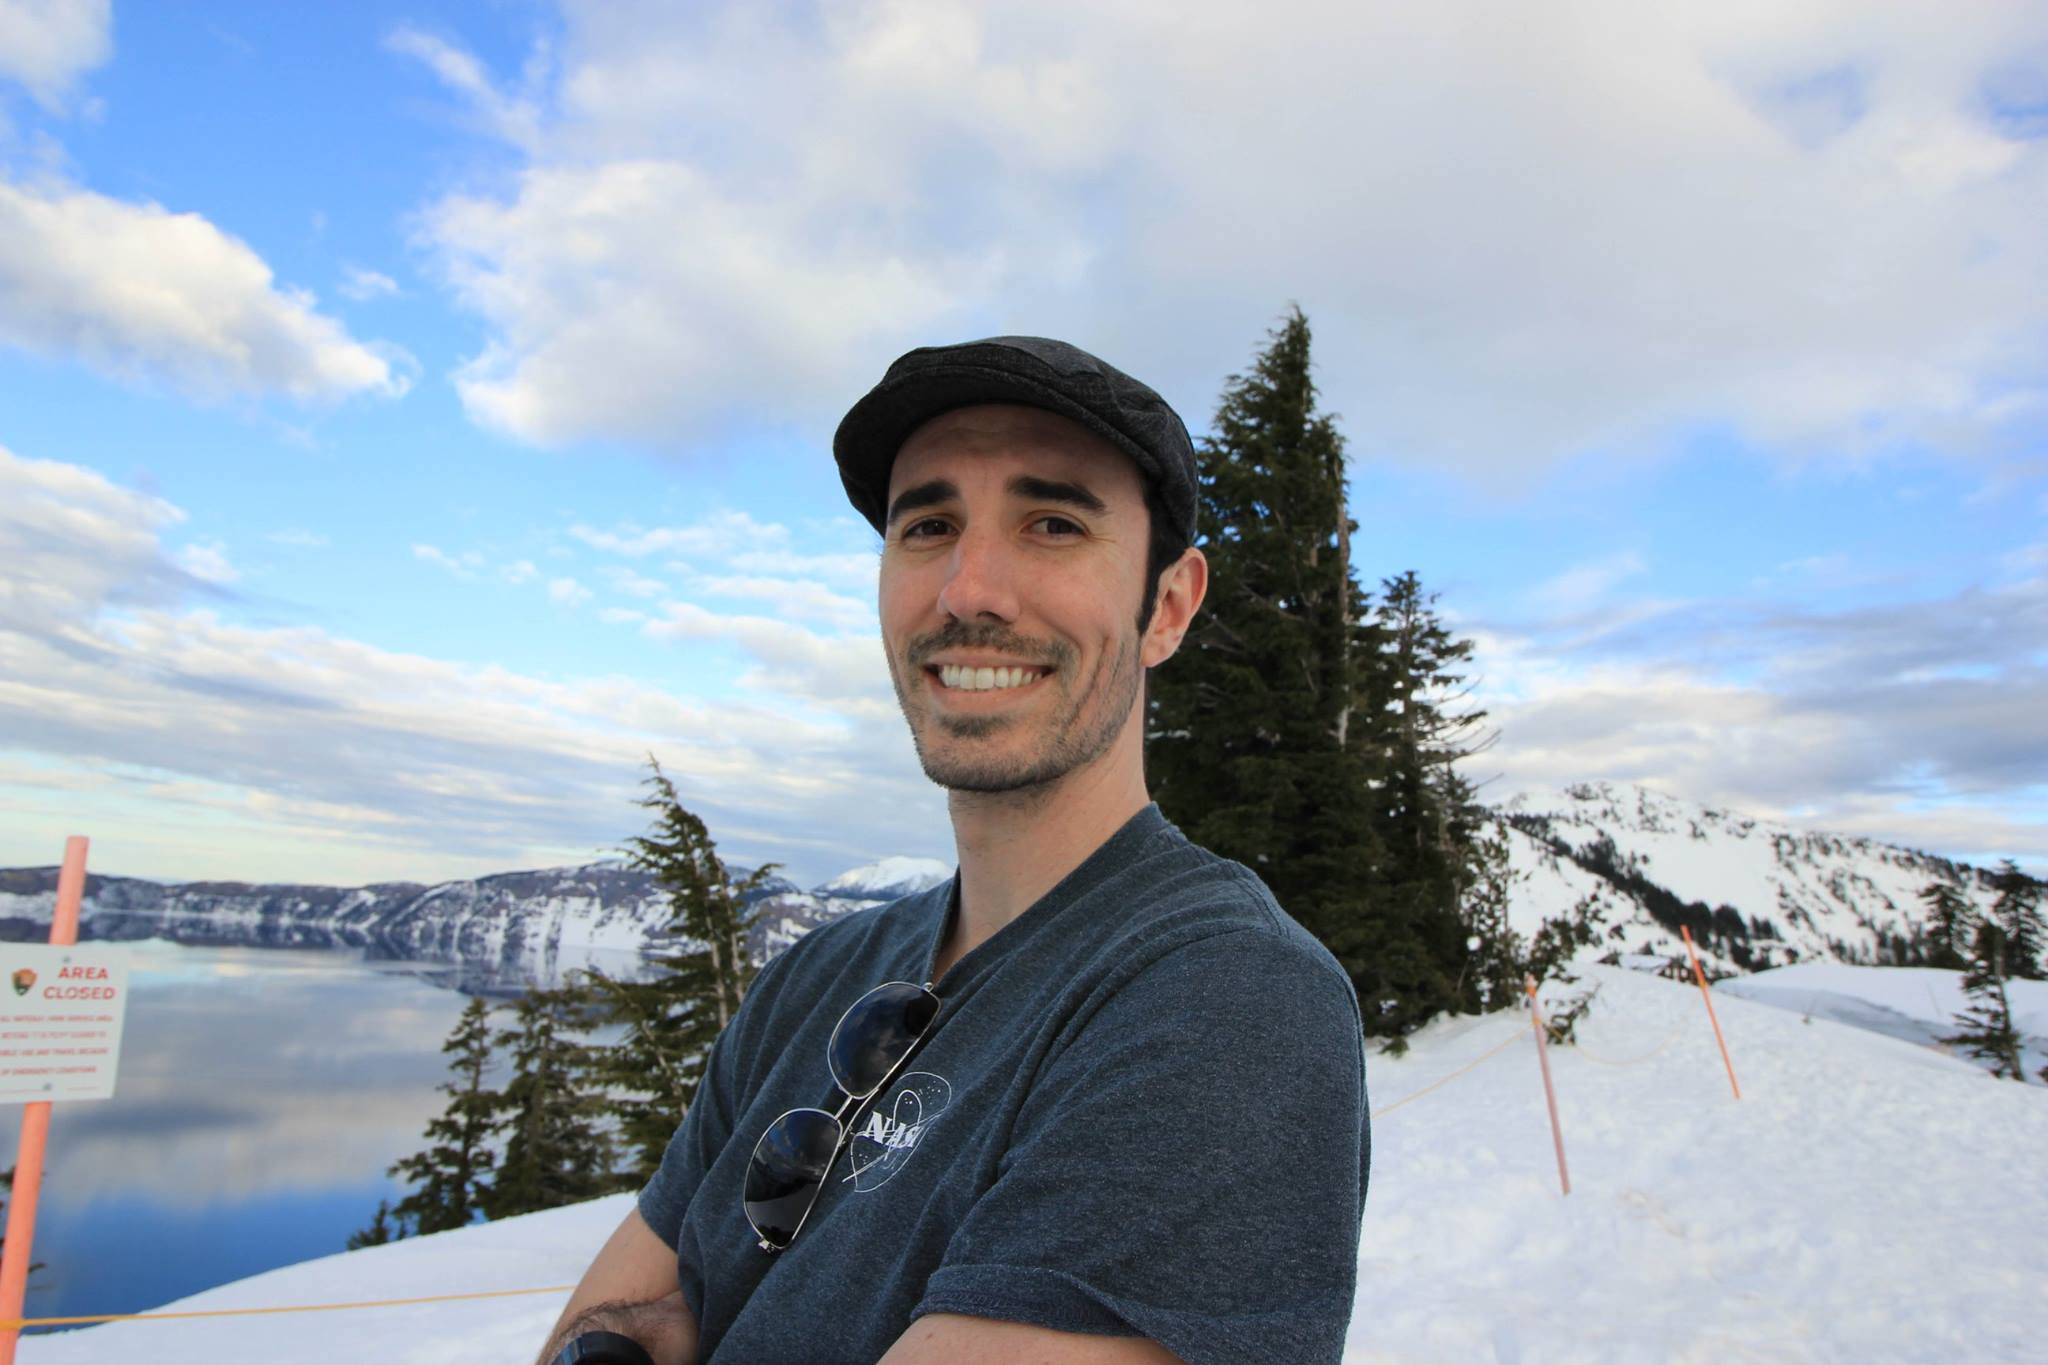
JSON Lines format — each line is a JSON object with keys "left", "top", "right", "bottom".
{"left": 1371, "top": 1028, "right": 1526, "bottom": 1119}
{"left": 0, "top": 1283, "right": 575, "bottom": 1331}
{"left": 1563, "top": 1021, "right": 1687, "bottom": 1068}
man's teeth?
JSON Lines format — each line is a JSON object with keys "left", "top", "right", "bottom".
{"left": 938, "top": 664, "right": 1044, "bottom": 692}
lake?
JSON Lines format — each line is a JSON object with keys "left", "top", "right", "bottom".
{"left": 0, "top": 940, "right": 637, "bottom": 1337}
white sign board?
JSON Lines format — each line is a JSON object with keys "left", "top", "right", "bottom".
{"left": 0, "top": 945, "right": 130, "bottom": 1102}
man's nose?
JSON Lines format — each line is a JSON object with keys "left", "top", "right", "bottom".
{"left": 936, "top": 525, "right": 1021, "bottom": 623}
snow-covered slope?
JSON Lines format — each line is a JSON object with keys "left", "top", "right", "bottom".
{"left": 27, "top": 967, "right": 2046, "bottom": 1363}
{"left": 1499, "top": 781, "right": 2003, "bottom": 975}
{"left": 1717, "top": 961, "right": 2048, "bottom": 1072}
{"left": 814, "top": 856, "right": 953, "bottom": 903}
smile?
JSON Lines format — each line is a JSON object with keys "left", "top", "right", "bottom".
{"left": 929, "top": 664, "right": 1048, "bottom": 693}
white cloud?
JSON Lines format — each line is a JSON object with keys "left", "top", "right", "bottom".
{"left": 688, "top": 573, "right": 874, "bottom": 629}
{"left": 499, "top": 558, "right": 539, "bottom": 585}
{"left": 0, "top": 448, "right": 946, "bottom": 885}
{"left": 1527, "top": 552, "right": 1648, "bottom": 617}
{"left": 402, "top": 2, "right": 2048, "bottom": 476}
{"left": 601, "top": 565, "right": 666, "bottom": 599}
{"left": 413, "top": 543, "right": 482, "bottom": 578}
{"left": 0, "top": 177, "right": 410, "bottom": 404}
{"left": 386, "top": 24, "right": 543, "bottom": 150}
{"left": 175, "top": 539, "right": 238, "bottom": 585}
{"left": 338, "top": 265, "right": 401, "bottom": 301}
{"left": 0, "top": 0, "right": 111, "bottom": 108}
{"left": 547, "top": 575, "right": 592, "bottom": 606}
{"left": 265, "top": 528, "right": 329, "bottom": 548}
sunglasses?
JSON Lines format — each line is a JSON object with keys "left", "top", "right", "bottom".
{"left": 743, "top": 980, "right": 942, "bottom": 1252}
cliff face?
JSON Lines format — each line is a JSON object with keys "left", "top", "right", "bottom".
{"left": 0, "top": 857, "right": 954, "bottom": 982}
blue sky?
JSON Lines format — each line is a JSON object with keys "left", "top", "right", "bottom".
{"left": 1, "top": 0, "right": 2043, "bottom": 886}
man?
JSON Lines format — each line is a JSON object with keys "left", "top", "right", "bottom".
{"left": 539, "top": 338, "right": 1369, "bottom": 1365}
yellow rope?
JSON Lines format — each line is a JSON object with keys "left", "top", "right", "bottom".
{"left": 1371, "top": 1028, "right": 1526, "bottom": 1119}
{"left": 0, "top": 1283, "right": 574, "bottom": 1331}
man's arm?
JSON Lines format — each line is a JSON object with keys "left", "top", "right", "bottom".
{"left": 879, "top": 1314, "right": 1183, "bottom": 1364}
{"left": 534, "top": 1206, "right": 700, "bottom": 1365}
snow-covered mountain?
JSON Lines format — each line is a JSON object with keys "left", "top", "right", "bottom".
{"left": 1498, "top": 781, "right": 2003, "bottom": 975}
{"left": 0, "top": 855, "right": 956, "bottom": 986}
{"left": 0, "top": 780, "right": 2018, "bottom": 984}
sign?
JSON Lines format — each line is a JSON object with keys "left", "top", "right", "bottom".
{"left": 0, "top": 945, "right": 129, "bottom": 1103}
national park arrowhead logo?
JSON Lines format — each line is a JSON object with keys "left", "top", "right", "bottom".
{"left": 12, "top": 968, "right": 35, "bottom": 996}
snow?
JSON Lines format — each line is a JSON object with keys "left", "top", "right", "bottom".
{"left": 1717, "top": 962, "right": 2048, "bottom": 1070}
{"left": 27, "top": 966, "right": 2048, "bottom": 1363}
{"left": 813, "top": 856, "right": 953, "bottom": 900}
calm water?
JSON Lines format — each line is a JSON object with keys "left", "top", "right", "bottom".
{"left": 0, "top": 940, "right": 637, "bottom": 1334}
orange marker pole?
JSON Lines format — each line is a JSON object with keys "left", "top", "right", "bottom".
{"left": 1681, "top": 926, "right": 1741, "bottom": 1101}
{"left": 0, "top": 836, "right": 88, "bottom": 1364}
{"left": 1523, "top": 974, "right": 1571, "bottom": 1196}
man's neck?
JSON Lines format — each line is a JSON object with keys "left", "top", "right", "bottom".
{"left": 934, "top": 725, "right": 1150, "bottom": 983}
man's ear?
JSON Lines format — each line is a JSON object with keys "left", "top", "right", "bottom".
{"left": 1140, "top": 546, "right": 1208, "bottom": 668}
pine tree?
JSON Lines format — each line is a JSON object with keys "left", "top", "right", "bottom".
{"left": 1918, "top": 879, "right": 1976, "bottom": 971}
{"left": 1364, "top": 570, "right": 1499, "bottom": 1028}
{"left": 481, "top": 986, "right": 615, "bottom": 1218}
{"left": 581, "top": 757, "right": 780, "bottom": 1188}
{"left": 384, "top": 996, "right": 499, "bottom": 1234}
{"left": 1147, "top": 308, "right": 1397, "bottom": 1027}
{"left": 1989, "top": 860, "right": 2045, "bottom": 981}
{"left": 347, "top": 1200, "right": 400, "bottom": 1249}
{"left": 1942, "top": 913, "right": 2028, "bottom": 1081}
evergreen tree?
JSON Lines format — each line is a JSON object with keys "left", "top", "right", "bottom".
{"left": 1148, "top": 308, "right": 1492, "bottom": 1038}
{"left": 385, "top": 996, "right": 499, "bottom": 1234}
{"left": 1989, "top": 860, "right": 2045, "bottom": 981}
{"left": 581, "top": 757, "right": 780, "bottom": 1188}
{"left": 481, "top": 986, "right": 614, "bottom": 1218}
{"left": 1147, "top": 308, "right": 1399, "bottom": 1027}
{"left": 347, "top": 1200, "right": 400, "bottom": 1250}
{"left": 1918, "top": 879, "right": 1975, "bottom": 971}
{"left": 1942, "top": 912, "right": 2028, "bottom": 1081}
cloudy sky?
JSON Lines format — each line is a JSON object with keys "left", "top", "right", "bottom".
{"left": 1, "top": 0, "right": 2043, "bottom": 887}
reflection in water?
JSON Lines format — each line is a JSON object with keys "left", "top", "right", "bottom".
{"left": 0, "top": 939, "right": 649, "bottom": 1332}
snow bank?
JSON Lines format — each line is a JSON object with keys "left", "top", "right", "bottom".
{"left": 1716, "top": 961, "right": 2048, "bottom": 1071}
{"left": 26, "top": 969, "right": 2048, "bottom": 1363}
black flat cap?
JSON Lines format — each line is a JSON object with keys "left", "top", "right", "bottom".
{"left": 833, "top": 336, "right": 1197, "bottom": 542}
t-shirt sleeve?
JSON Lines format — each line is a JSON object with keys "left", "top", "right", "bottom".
{"left": 913, "top": 926, "right": 1369, "bottom": 1365}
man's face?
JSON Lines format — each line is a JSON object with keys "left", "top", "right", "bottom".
{"left": 878, "top": 404, "right": 1158, "bottom": 795}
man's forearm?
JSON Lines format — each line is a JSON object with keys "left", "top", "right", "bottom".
{"left": 535, "top": 1290, "right": 699, "bottom": 1365}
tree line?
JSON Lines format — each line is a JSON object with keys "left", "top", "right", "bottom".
{"left": 352, "top": 760, "right": 766, "bottom": 1243}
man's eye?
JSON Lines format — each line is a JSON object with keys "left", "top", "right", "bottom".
{"left": 901, "top": 517, "right": 951, "bottom": 541}
{"left": 1034, "top": 516, "right": 1083, "bottom": 537}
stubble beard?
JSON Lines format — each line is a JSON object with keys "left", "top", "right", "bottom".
{"left": 888, "top": 622, "right": 1142, "bottom": 797}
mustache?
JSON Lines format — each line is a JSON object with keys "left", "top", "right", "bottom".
{"left": 906, "top": 622, "right": 1072, "bottom": 670}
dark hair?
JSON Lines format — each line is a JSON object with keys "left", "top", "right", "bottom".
{"left": 1137, "top": 479, "right": 1192, "bottom": 638}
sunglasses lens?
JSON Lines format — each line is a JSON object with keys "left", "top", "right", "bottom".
{"left": 745, "top": 1108, "right": 842, "bottom": 1250}
{"left": 827, "top": 981, "right": 940, "bottom": 1098}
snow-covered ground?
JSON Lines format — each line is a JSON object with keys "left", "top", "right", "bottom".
{"left": 25, "top": 967, "right": 2047, "bottom": 1363}
{"left": 1718, "top": 961, "right": 2048, "bottom": 1075}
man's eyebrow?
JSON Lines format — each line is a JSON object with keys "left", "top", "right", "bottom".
{"left": 886, "top": 478, "right": 960, "bottom": 528}
{"left": 1008, "top": 475, "right": 1108, "bottom": 515}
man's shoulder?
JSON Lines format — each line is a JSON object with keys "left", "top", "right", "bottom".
{"left": 1108, "top": 820, "right": 1355, "bottom": 999}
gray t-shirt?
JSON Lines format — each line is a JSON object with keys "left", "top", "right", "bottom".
{"left": 639, "top": 804, "right": 1369, "bottom": 1364}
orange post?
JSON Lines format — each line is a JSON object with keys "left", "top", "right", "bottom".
{"left": 0, "top": 836, "right": 89, "bottom": 1363}
{"left": 1681, "top": 925, "right": 1741, "bottom": 1101}
{"left": 1523, "top": 974, "right": 1571, "bottom": 1196}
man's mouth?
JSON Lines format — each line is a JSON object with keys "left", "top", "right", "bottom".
{"left": 926, "top": 663, "right": 1050, "bottom": 693}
